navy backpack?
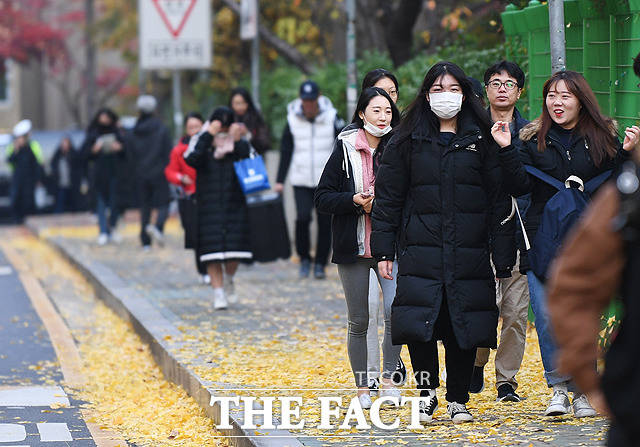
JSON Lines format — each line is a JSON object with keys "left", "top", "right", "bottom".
{"left": 524, "top": 165, "right": 612, "bottom": 280}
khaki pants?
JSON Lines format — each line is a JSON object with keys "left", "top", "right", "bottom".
{"left": 476, "top": 254, "right": 530, "bottom": 390}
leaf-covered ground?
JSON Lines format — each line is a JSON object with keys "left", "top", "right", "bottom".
{"left": 22, "top": 217, "right": 610, "bottom": 446}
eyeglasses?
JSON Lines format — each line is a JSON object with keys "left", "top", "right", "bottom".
{"left": 486, "top": 80, "right": 518, "bottom": 91}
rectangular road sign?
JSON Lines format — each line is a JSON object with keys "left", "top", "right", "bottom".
{"left": 139, "top": 0, "right": 212, "bottom": 69}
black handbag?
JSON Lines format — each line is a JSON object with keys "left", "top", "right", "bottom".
{"left": 246, "top": 191, "right": 291, "bottom": 262}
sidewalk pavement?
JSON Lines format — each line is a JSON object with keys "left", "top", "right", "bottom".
{"left": 27, "top": 213, "right": 609, "bottom": 447}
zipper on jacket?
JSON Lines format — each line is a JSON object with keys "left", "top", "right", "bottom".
{"left": 311, "top": 123, "right": 315, "bottom": 186}
{"left": 566, "top": 150, "right": 572, "bottom": 161}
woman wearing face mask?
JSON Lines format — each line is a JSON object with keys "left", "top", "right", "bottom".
{"left": 359, "top": 69, "right": 408, "bottom": 394}
{"left": 371, "top": 61, "right": 514, "bottom": 423}
{"left": 491, "top": 70, "right": 637, "bottom": 419}
{"left": 184, "top": 107, "right": 253, "bottom": 310}
{"left": 228, "top": 87, "right": 271, "bottom": 154}
{"left": 165, "top": 112, "right": 208, "bottom": 284}
{"left": 315, "top": 87, "right": 401, "bottom": 409}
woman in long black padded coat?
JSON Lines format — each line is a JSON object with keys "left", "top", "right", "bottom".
{"left": 184, "top": 106, "right": 252, "bottom": 310}
{"left": 371, "top": 61, "right": 514, "bottom": 423}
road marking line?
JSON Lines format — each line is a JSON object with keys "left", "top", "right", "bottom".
{"left": 0, "top": 386, "right": 70, "bottom": 407}
{"left": 0, "top": 265, "right": 12, "bottom": 275}
{"left": 0, "top": 423, "right": 26, "bottom": 442}
{"left": 37, "top": 422, "right": 73, "bottom": 442}
{"left": 0, "top": 240, "right": 128, "bottom": 447}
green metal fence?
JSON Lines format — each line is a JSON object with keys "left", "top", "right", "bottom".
{"left": 502, "top": 0, "right": 640, "bottom": 128}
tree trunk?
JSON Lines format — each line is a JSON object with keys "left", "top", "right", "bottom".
{"left": 218, "top": 0, "right": 312, "bottom": 74}
{"left": 381, "top": 0, "right": 424, "bottom": 67}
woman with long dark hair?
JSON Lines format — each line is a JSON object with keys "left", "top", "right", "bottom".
{"left": 184, "top": 107, "right": 253, "bottom": 310}
{"left": 81, "top": 107, "right": 126, "bottom": 245}
{"left": 315, "top": 87, "right": 401, "bottom": 409}
{"left": 492, "top": 70, "right": 635, "bottom": 418}
{"left": 352, "top": 68, "right": 407, "bottom": 394}
{"left": 371, "top": 61, "right": 513, "bottom": 423}
{"left": 228, "top": 87, "right": 271, "bottom": 154}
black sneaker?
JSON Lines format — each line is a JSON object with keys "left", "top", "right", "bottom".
{"left": 368, "top": 377, "right": 379, "bottom": 395}
{"left": 468, "top": 366, "right": 485, "bottom": 394}
{"left": 496, "top": 384, "right": 522, "bottom": 402}
{"left": 314, "top": 263, "right": 326, "bottom": 279}
{"left": 419, "top": 394, "right": 438, "bottom": 423}
{"left": 447, "top": 402, "right": 473, "bottom": 423}
{"left": 299, "top": 259, "right": 311, "bottom": 278}
{"left": 390, "top": 357, "right": 407, "bottom": 386}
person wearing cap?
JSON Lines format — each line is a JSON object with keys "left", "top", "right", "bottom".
{"left": 6, "top": 119, "right": 44, "bottom": 223}
{"left": 274, "top": 80, "right": 344, "bottom": 279}
{"left": 129, "top": 94, "right": 173, "bottom": 250}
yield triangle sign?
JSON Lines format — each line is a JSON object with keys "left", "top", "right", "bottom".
{"left": 152, "top": 0, "right": 197, "bottom": 38}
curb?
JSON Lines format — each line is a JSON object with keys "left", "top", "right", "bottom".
{"left": 37, "top": 231, "right": 304, "bottom": 447}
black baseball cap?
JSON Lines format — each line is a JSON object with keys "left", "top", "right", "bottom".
{"left": 299, "top": 80, "right": 319, "bottom": 100}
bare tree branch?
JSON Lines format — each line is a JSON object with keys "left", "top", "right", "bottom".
{"left": 218, "top": 0, "right": 312, "bottom": 74}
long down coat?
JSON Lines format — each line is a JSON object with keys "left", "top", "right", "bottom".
{"left": 371, "top": 111, "right": 514, "bottom": 350}
{"left": 184, "top": 131, "right": 252, "bottom": 263}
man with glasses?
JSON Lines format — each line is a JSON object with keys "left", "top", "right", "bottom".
{"left": 469, "top": 61, "right": 531, "bottom": 403}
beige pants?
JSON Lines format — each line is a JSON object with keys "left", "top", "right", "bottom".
{"left": 476, "top": 254, "right": 530, "bottom": 390}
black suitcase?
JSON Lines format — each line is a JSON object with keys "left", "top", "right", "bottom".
{"left": 246, "top": 191, "right": 291, "bottom": 262}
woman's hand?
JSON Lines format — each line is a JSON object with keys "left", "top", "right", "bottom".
{"left": 111, "top": 140, "right": 123, "bottom": 152}
{"left": 208, "top": 120, "right": 222, "bottom": 136}
{"left": 491, "top": 121, "right": 512, "bottom": 148}
{"left": 623, "top": 125, "right": 640, "bottom": 152}
{"left": 180, "top": 174, "right": 193, "bottom": 185}
{"left": 378, "top": 260, "right": 393, "bottom": 280}
{"left": 229, "top": 123, "right": 245, "bottom": 141}
{"left": 92, "top": 140, "right": 103, "bottom": 154}
{"left": 353, "top": 192, "right": 373, "bottom": 211}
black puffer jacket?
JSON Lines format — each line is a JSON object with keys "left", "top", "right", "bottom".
{"left": 185, "top": 132, "right": 252, "bottom": 261}
{"left": 371, "top": 111, "right": 514, "bottom": 349}
{"left": 498, "top": 120, "right": 626, "bottom": 269}
{"left": 129, "top": 114, "right": 172, "bottom": 181}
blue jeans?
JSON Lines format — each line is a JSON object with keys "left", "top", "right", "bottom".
{"left": 96, "top": 180, "right": 119, "bottom": 235}
{"left": 526, "top": 271, "right": 573, "bottom": 390}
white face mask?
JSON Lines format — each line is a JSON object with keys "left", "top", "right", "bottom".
{"left": 428, "top": 91, "right": 463, "bottom": 119}
{"left": 361, "top": 117, "right": 392, "bottom": 138}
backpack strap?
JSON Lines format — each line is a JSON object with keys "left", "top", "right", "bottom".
{"left": 584, "top": 170, "right": 613, "bottom": 194}
{"left": 524, "top": 165, "right": 565, "bottom": 191}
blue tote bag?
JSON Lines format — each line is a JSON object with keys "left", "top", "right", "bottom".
{"left": 234, "top": 149, "right": 271, "bottom": 195}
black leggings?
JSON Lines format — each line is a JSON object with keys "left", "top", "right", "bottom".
{"left": 293, "top": 186, "right": 331, "bottom": 266}
{"left": 408, "top": 297, "right": 476, "bottom": 404}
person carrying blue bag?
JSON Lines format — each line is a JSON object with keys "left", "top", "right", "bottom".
{"left": 184, "top": 106, "right": 253, "bottom": 310}
{"left": 491, "top": 70, "right": 635, "bottom": 419}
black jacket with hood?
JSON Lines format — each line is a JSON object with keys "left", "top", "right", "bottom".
{"left": 370, "top": 110, "right": 514, "bottom": 349}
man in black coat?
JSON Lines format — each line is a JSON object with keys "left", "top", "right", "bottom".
{"left": 471, "top": 61, "right": 531, "bottom": 402}
{"left": 51, "top": 136, "right": 84, "bottom": 213}
{"left": 129, "top": 95, "right": 172, "bottom": 249}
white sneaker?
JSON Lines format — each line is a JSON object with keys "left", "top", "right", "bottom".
{"left": 224, "top": 277, "right": 237, "bottom": 303}
{"left": 545, "top": 389, "right": 571, "bottom": 416}
{"left": 110, "top": 231, "right": 122, "bottom": 244}
{"left": 97, "top": 233, "right": 109, "bottom": 246}
{"left": 357, "top": 393, "right": 372, "bottom": 410}
{"left": 572, "top": 394, "right": 597, "bottom": 418}
{"left": 379, "top": 386, "right": 401, "bottom": 404}
{"left": 145, "top": 224, "right": 165, "bottom": 247}
{"left": 447, "top": 402, "right": 473, "bottom": 423}
{"left": 199, "top": 274, "right": 211, "bottom": 285}
{"left": 213, "top": 288, "right": 228, "bottom": 310}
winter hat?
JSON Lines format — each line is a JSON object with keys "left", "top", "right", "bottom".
{"left": 13, "top": 119, "right": 32, "bottom": 137}
{"left": 136, "top": 95, "right": 157, "bottom": 113}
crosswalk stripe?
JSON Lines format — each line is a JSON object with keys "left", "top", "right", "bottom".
{"left": 37, "top": 422, "right": 73, "bottom": 442}
{"left": 0, "top": 386, "right": 70, "bottom": 407}
{"left": 0, "top": 423, "right": 26, "bottom": 442}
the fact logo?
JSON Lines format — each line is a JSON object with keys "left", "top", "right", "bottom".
{"left": 209, "top": 395, "right": 431, "bottom": 430}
